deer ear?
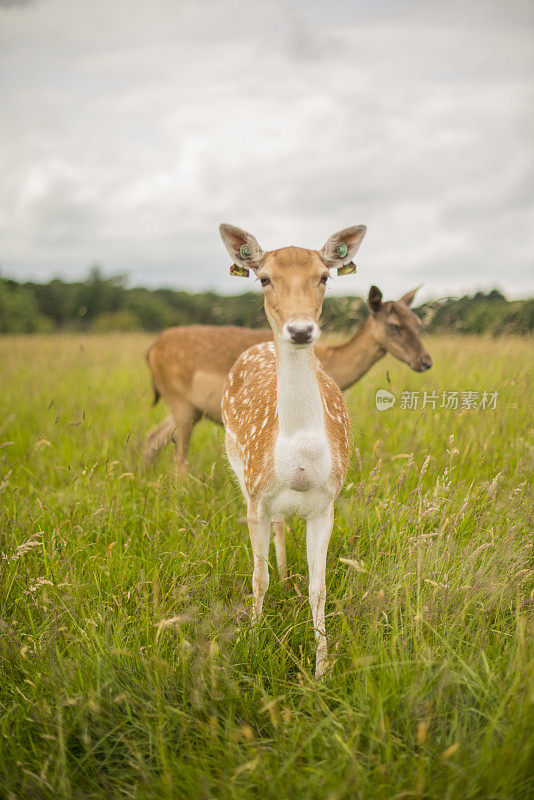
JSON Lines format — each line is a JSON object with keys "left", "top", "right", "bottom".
{"left": 399, "top": 285, "right": 421, "bottom": 307}
{"left": 219, "top": 224, "right": 264, "bottom": 276}
{"left": 320, "top": 224, "right": 366, "bottom": 275}
{"left": 368, "top": 285, "right": 383, "bottom": 314}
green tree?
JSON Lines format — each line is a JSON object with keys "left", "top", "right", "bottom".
{"left": 0, "top": 279, "right": 52, "bottom": 333}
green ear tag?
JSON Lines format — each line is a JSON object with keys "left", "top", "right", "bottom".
{"left": 239, "top": 245, "right": 251, "bottom": 260}
{"left": 230, "top": 264, "right": 250, "bottom": 277}
{"left": 337, "top": 261, "right": 357, "bottom": 276}
{"left": 336, "top": 242, "right": 349, "bottom": 259}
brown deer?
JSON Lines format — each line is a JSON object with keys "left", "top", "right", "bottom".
{"left": 220, "top": 223, "right": 367, "bottom": 678}
{"left": 144, "top": 287, "right": 431, "bottom": 471}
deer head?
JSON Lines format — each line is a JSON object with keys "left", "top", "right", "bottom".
{"left": 219, "top": 224, "right": 367, "bottom": 346}
{"left": 367, "top": 285, "right": 432, "bottom": 371}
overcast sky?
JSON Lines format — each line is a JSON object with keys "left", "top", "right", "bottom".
{"left": 1, "top": 0, "right": 533, "bottom": 300}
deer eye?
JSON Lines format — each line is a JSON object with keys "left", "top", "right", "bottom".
{"left": 387, "top": 323, "right": 402, "bottom": 336}
{"left": 259, "top": 276, "right": 271, "bottom": 287}
{"left": 319, "top": 274, "right": 329, "bottom": 285}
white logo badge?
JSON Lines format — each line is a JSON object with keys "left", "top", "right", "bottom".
{"left": 375, "top": 389, "right": 396, "bottom": 411}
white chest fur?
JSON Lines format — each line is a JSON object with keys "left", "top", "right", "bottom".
{"left": 270, "top": 341, "right": 332, "bottom": 515}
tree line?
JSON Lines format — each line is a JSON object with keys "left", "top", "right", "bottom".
{"left": 0, "top": 268, "right": 532, "bottom": 336}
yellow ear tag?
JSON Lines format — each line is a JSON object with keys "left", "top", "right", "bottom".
{"left": 230, "top": 264, "right": 250, "bottom": 277}
{"left": 337, "top": 261, "right": 357, "bottom": 276}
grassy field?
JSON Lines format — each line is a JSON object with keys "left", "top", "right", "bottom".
{"left": 0, "top": 332, "right": 533, "bottom": 800}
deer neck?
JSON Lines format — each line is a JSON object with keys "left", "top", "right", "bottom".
{"left": 274, "top": 338, "right": 324, "bottom": 435}
{"left": 321, "top": 318, "right": 385, "bottom": 390}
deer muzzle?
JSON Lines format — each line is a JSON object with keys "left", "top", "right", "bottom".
{"left": 282, "top": 318, "right": 320, "bottom": 346}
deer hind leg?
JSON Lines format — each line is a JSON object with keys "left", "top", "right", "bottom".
{"left": 272, "top": 519, "right": 287, "bottom": 581}
{"left": 306, "top": 504, "right": 334, "bottom": 679}
{"left": 247, "top": 505, "right": 271, "bottom": 622}
{"left": 143, "top": 414, "right": 175, "bottom": 466}
{"left": 167, "top": 400, "right": 200, "bottom": 475}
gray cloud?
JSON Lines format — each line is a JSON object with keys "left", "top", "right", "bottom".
{"left": 0, "top": 0, "right": 532, "bottom": 300}
{"left": 0, "top": 1, "right": 34, "bottom": 8}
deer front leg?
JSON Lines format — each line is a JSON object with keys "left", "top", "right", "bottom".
{"left": 306, "top": 504, "right": 334, "bottom": 679}
{"left": 247, "top": 507, "right": 271, "bottom": 622}
{"left": 272, "top": 519, "right": 287, "bottom": 580}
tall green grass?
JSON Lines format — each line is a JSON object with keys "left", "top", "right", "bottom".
{"left": 0, "top": 333, "right": 532, "bottom": 799}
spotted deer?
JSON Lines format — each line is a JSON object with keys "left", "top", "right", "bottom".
{"left": 220, "top": 223, "right": 367, "bottom": 678}
{"left": 144, "top": 286, "right": 432, "bottom": 471}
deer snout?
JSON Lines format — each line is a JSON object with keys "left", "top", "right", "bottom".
{"left": 282, "top": 319, "right": 320, "bottom": 346}
{"left": 416, "top": 353, "right": 433, "bottom": 371}
{"left": 410, "top": 353, "right": 432, "bottom": 372}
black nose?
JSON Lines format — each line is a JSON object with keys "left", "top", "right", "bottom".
{"left": 420, "top": 354, "right": 433, "bottom": 371}
{"left": 287, "top": 323, "right": 314, "bottom": 344}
